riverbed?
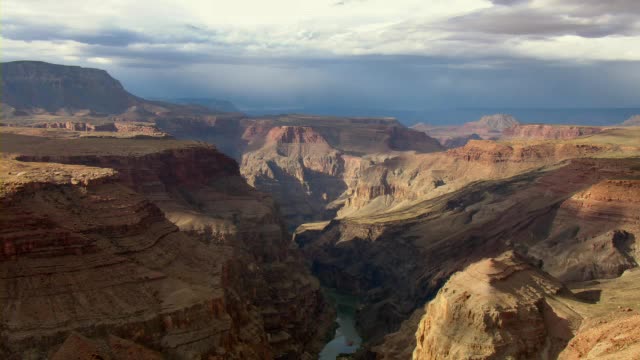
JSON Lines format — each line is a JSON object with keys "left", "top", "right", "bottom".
{"left": 319, "top": 288, "right": 363, "bottom": 360}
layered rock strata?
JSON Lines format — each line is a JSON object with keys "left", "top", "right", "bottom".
{"left": 503, "top": 124, "right": 604, "bottom": 139}
{"left": 299, "top": 156, "right": 640, "bottom": 349}
{"left": 0, "top": 133, "right": 333, "bottom": 359}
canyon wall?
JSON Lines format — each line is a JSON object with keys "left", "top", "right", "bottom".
{"left": 1, "top": 61, "right": 140, "bottom": 114}
{"left": 298, "top": 155, "right": 640, "bottom": 353}
{"left": 156, "top": 114, "right": 444, "bottom": 229}
{"left": 0, "top": 133, "right": 333, "bottom": 359}
{"left": 503, "top": 124, "right": 604, "bottom": 139}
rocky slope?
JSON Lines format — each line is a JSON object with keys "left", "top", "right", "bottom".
{"left": 0, "top": 131, "right": 333, "bottom": 359}
{"left": 503, "top": 124, "right": 604, "bottom": 139}
{"left": 3, "top": 118, "right": 168, "bottom": 137}
{"left": 334, "top": 132, "right": 639, "bottom": 218}
{"left": 377, "top": 252, "right": 640, "bottom": 360}
{"left": 229, "top": 116, "right": 443, "bottom": 228}
{"left": 298, "top": 150, "right": 640, "bottom": 351}
{"left": 389, "top": 252, "right": 579, "bottom": 360}
{"left": 2, "top": 61, "right": 445, "bottom": 229}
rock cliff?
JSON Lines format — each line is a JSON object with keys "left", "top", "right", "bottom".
{"left": 335, "top": 136, "right": 636, "bottom": 218}
{"left": 0, "top": 132, "right": 333, "bottom": 359}
{"left": 503, "top": 124, "right": 604, "bottom": 139}
{"left": 299, "top": 154, "right": 640, "bottom": 350}
{"left": 232, "top": 116, "right": 443, "bottom": 228}
{"left": 1, "top": 61, "right": 140, "bottom": 114}
{"left": 396, "top": 252, "right": 579, "bottom": 360}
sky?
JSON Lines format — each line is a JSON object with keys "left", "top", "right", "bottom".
{"left": 3, "top": 0, "right": 640, "bottom": 123}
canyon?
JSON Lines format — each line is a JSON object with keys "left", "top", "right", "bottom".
{"left": 2, "top": 61, "right": 640, "bottom": 359}
{"left": 0, "top": 129, "right": 333, "bottom": 359}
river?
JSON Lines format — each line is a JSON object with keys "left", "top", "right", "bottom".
{"left": 318, "top": 288, "right": 363, "bottom": 360}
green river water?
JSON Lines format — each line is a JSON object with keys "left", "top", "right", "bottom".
{"left": 318, "top": 288, "right": 363, "bottom": 360}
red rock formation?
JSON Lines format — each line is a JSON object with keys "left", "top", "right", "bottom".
{"left": 404, "top": 252, "right": 578, "bottom": 360}
{"left": 0, "top": 134, "right": 333, "bottom": 359}
{"left": 300, "top": 156, "right": 640, "bottom": 348}
{"left": 336, "top": 138, "right": 634, "bottom": 217}
{"left": 26, "top": 120, "right": 168, "bottom": 137}
{"left": 235, "top": 118, "right": 443, "bottom": 228}
{"left": 503, "top": 124, "right": 604, "bottom": 139}
{"left": 560, "top": 310, "right": 640, "bottom": 359}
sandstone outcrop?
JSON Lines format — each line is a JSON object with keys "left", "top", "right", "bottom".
{"left": 300, "top": 155, "right": 640, "bottom": 347}
{"left": 335, "top": 134, "right": 639, "bottom": 218}
{"left": 560, "top": 311, "right": 640, "bottom": 360}
{"left": 234, "top": 117, "right": 443, "bottom": 228}
{"left": 0, "top": 131, "right": 333, "bottom": 359}
{"left": 18, "top": 120, "right": 169, "bottom": 137}
{"left": 376, "top": 254, "right": 640, "bottom": 360}
{"left": 384, "top": 252, "right": 579, "bottom": 360}
{"left": 503, "top": 124, "right": 604, "bottom": 139}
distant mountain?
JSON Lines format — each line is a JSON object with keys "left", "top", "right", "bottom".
{"left": 1, "top": 61, "right": 142, "bottom": 114}
{"left": 0, "top": 61, "right": 240, "bottom": 119}
{"left": 411, "top": 114, "right": 520, "bottom": 148}
{"left": 467, "top": 114, "right": 519, "bottom": 131}
{"left": 167, "top": 98, "right": 239, "bottom": 113}
{"left": 622, "top": 115, "right": 640, "bottom": 126}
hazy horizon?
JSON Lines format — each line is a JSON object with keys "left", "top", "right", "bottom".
{"left": 3, "top": 0, "right": 639, "bottom": 122}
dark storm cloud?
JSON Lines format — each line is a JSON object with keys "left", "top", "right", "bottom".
{"left": 489, "top": 0, "right": 531, "bottom": 6}
{"left": 447, "top": 9, "right": 635, "bottom": 38}
{"left": 3, "top": 19, "right": 151, "bottom": 46}
{"left": 3, "top": 0, "right": 638, "bottom": 114}
{"left": 559, "top": 0, "right": 640, "bottom": 16}
{"left": 2, "top": 19, "right": 226, "bottom": 47}
{"left": 490, "top": 0, "right": 640, "bottom": 15}
{"left": 445, "top": 8, "right": 639, "bottom": 39}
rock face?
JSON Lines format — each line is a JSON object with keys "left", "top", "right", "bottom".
{"left": 560, "top": 311, "right": 640, "bottom": 360}
{"left": 334, "top": 137, "right": 634, "bottom": 218}
{"left": 1, "top": 61, "right": 445, "bottom": 229}
{"left": 17, "top": 120, "right": 168, "bottom": 137}
{"left": 399, "top": 252, "right": 578, "bottom": 360}
{"left": 468, "top": 113, "right": 520, "bottom": 131}
{"left": 1, "top": 61, "right": 140, "bottom": 114}
{"left": 379, "top": 262, "right": 640, "bottom": 360}
{"left": 241, "top": 126, "right": 344, "bottom": 226}
{"left": 229, "top": 116, "right": 444, "bottom": 228}
{"left": 377, "top": 253, "right": 640, "bottom": 360}
{"left": 528, "top": 179, "right": 640, "bottom": 282}
{"left": 503, "top": 124, "right": 604, "bottom": 139}
{"left": 299, "top": 154, "right": 640, "bottom": 348}
{"left": 0, "top": 133, "right": 333, "bottom": 359}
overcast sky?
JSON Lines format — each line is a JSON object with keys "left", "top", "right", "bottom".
{"left": 3, "top": 0, "right": 640, "bottom": 116}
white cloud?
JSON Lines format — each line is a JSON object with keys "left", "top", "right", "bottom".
{"left": 2, "top": 0, "right": 640, "bottom": 66}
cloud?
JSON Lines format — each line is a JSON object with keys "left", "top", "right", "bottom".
{"left": 3, "top": 20, "right": 150, "bottom": 46}
{"left": 2, "top": 0, "right": 639, "bottom": 112}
